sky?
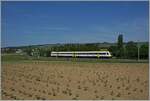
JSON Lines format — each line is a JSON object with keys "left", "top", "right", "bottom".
{"left": 1, "top": 1, "right": 149, "bottom": 47}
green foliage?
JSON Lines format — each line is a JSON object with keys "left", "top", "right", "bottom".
{"left": 1, "top": 48, "right": 16, "bottom": 53}
{"left": 23, "top": 46, "right": 32, "bottom": 56}
{"left": 109, "top": 41, "right": 149, "bottom": 59}
{"left": 51, "top": 43, "right": 100, "bottom": 51}
{"left": 125, "top": 41, "right": 138, "bottom": 59}
{"left": 32, "top": 48, "right": 40, "bottom": 58}
{"left": 108, "top": 46, "right": 118, "bottom": 57}
{"left": 2, "top": 33, "right": 148, "bottom": 60}
{"left": 118, "top": 47, "right": 125, "bottom": 58}
{"left": 117, "top": 34, "right": 123, "bottom": 49}
{"left": 117, "top": 34, "right": 125, "bottom": 58}
{"left": 39, "top": 48, "right": 51, "bottom": 57}
{"left": 23, "top": 46, "right": 51, "bottom": 57}
{"left": 140, "top": 44, "right": 149, "bottom": 59}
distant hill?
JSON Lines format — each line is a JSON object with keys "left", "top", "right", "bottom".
{"left": 2, "top": 41, "right": 149, "bottom": 49}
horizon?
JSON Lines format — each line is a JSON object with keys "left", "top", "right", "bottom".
{"left": 2, "top": 1, "right": 149, "bottom": 47}
{"left": 2, "top": 41, "right": 149, "bottom": 48}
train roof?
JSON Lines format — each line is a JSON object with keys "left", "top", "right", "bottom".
{"left": 51, "top": 51, "right": 110, "bottom": 53}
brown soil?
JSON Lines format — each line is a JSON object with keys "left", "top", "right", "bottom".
{"left": 1, "top": 61, "right": 149, "bottom": 100}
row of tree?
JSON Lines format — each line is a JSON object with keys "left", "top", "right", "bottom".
{"left": 24, "top": 40, "right": 148, "bottom": 59}
{"left": 2, "top": 35, "right": 149, "bottom": 59}
{"left": 109, "top": 34, "right": 149, "bottom": 59}
{"left": 52, "top": 43, "right": 100, "bottom": 51}
{"left": 49, "top": 34, "right": 149, "bottom": 59}
{"left": 23, "top": 47, "right": 51, "bottom": 57}
{"left": 109, "top": 41, "right": 149, "bottom": 59}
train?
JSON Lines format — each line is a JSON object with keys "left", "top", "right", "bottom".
{"left": 51, "top": 51, "right": 112, "bottom": 58}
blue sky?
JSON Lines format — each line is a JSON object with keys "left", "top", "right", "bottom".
{"left": 1, "top": 1, "right": 149, "bottom": 47}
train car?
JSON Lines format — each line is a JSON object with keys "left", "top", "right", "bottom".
{"left": 51, "top": 51, "right": 112, "bottom": 58}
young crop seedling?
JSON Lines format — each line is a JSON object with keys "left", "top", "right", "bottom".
{"left": 83, "top": 87, "right": 88, "bottom": 91}
{"left": 43, "top": 90, "right": 46, "bottom": 94}
{"left": 95, "top": 95, "right": 99, "bottom": 99}
{"left": 133, "top": 88, "right": 137, "bottom": 92}
{"left": 69, "top": 92, "right": 72, "bottom": 96}
{"left": 127, "top": 92, "right": 131, "bottom": 95}
{"left": 100, "top": 96, "right": 104, "bottom": 100}
{"left": 62, "top": 90, "right": 67, "bottom": 94}
{"left": 104, "top": 84, "right": 107, "bottom": 87}
{"left": 136, "top": 77, "right": 140, "bottom": 82}
{"left": 125, "top": 86, "right": 129, "bottom": 90}
{"left": 36, "top": 96, "right": 41, "bottom": 100}
{"left": 110, "top": 91, "right": 114, "bottom": 96}
{"left": 53, "top": 92, "right": 56, "bottom": 96}
{"left": 78, "top": 85, "right": 81, "bottom": 89}
{"left": 66, "top": 84, "right": 69, "bottom": 87}
{"left": 112, "top": 98, "right": 115, "bottom": 100}
{"left": 72, "top": 97, "right": 77, "bottom": 100}
{"left": 41, "top": 97, "right": 46, "bottom": 100}
{"left": 122, "top": 83, "right": 125, "bottom": 87}
{"left": 117, "top": 86, "right": 120, "bottom": 89}
{"left": 28, "top": 94, "right": 32, "bottom": 97}
{"left": 94, "top": 90, "right": 98, "bottom": 93}
{"left": 76, "top": 94, "right": 79, "bottom": 98}
{"left": 48, "top": 92, "right": 51, "bottom": 95}
{"left": 140, "top": 89, "right": 143, "bottom": 93}
{"left": 116, "top": 92, "right": 121, "bottom": 97}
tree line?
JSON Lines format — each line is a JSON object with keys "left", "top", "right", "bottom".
{"left": 2, "top": 34, "right": 149, "bottom": 59}
{"left": 109, "top": 35, "right": 149, "bottom": 59}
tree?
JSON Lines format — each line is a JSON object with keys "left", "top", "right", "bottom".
{"left": 117, "top": 34, "right": 124, "bottom": 58}
{"left": 117, "top": 34, "right": 123, "bottom": 49}
{"left": 140, "top": 44, "right": 149, "bottom": 59}
{"left": 125, "top": 41, "right": 138, "bottom": 59}
{"left": 2, "top": 48, "right": 16, "bottom": 53}
{"left": 24, "top": 46, "right": 32, "bottom": 56}
{"left": 108, "top": 46, "right": 118, "bottom": 57}
{"left": 32, "top": 48, "right": 40, "bottom": 58}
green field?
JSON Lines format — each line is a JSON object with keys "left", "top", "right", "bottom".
{"left": 2, "top": 53, "right": 149, "bottom": 63}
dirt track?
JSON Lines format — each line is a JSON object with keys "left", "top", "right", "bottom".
{"left": 1, "top": 61, "right": 149, "bottom": 100}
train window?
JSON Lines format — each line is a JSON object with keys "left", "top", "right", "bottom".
{"left": 55, "top": 52, "right": 109, "bottom": 55}
{"left": 99, "top": 53, "right": 106, "bottom": 55}
{"left": 59, "top": 53, "right": 72, "bottom": 54}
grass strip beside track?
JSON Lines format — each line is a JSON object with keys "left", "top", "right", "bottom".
{"left": 1, "top": 54, "right": 149, "bottom": 63}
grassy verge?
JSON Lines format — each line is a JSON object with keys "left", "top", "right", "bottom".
{"left": 1, "top": 53, "right": 149, "bottom": 63}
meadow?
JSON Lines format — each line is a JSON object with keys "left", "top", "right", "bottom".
{"left": 1, "top": 57, "right": 149, "bottom": 100}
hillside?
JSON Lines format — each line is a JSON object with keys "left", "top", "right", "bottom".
{"left": 2, "top": 42, "right": 148, "bottom": 49}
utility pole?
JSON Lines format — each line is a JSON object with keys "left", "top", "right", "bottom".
{"left": 137, "top": 40, "right": 140, "bottom": 61}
